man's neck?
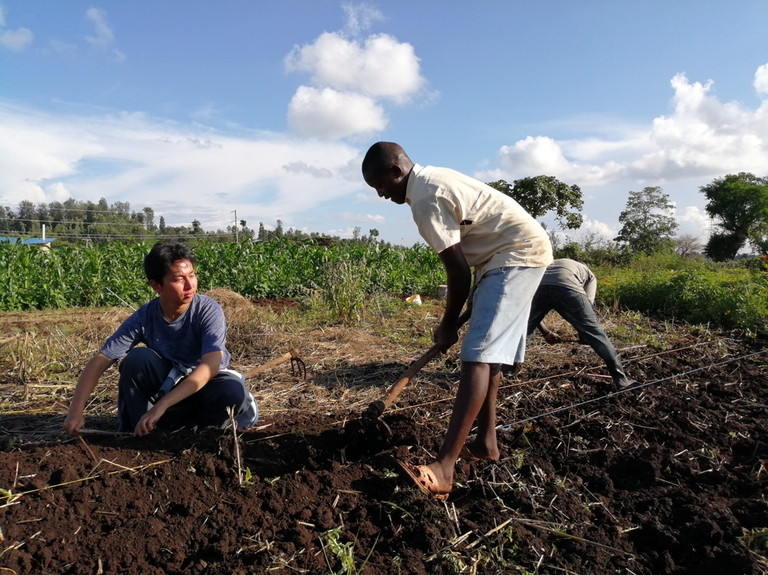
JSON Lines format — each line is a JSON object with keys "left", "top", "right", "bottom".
{"left": 160, "top": 300, "right": 191, "bottom": 322}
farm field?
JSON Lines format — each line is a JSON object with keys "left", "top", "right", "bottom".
{"left": 1, "top": 292, "right": 766, "bottom": 574}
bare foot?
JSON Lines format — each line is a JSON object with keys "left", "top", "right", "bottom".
{"left": 460, "top": 442, "right": 499, "bottom": 462}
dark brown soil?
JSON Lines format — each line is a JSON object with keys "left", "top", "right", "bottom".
{"left": 1, "top": 307, "right": 766, "bottom": 574}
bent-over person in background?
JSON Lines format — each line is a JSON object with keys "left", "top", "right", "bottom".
{"left": 526, "top": 258, "right": 637, "bottom": 390}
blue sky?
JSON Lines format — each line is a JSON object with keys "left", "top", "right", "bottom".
{"left": 1, "top": 1, "right": 767, "bottom": 247}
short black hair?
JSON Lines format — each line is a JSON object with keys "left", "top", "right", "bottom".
{"left": 143, "top": 241, "right": 196, "bottom": 283}
{"left": 362, "top": 141, "right": 407, "bottom": 178}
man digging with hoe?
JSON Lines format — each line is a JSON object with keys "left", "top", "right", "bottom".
{"left": 362, "top": 142, "right": 552, "bottom": 499}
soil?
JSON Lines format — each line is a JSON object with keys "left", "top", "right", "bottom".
{"left": 1, "top": 299, "right": 766, "bottom": 574}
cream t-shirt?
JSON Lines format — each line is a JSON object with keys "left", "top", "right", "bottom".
{"left": 405, "top": 164, "right": 553, "bottom": 277}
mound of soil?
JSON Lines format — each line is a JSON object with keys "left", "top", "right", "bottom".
{"left": 1, "top": 309, "right": 766, "bottom": 574}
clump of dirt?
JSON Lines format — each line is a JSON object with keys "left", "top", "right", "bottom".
{"left": 1, "top": 306, "right": 766, "bottom": 574}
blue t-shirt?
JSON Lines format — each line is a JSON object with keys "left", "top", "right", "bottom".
{"left": 100, "top": 294, "right": 230, "bottom": 370}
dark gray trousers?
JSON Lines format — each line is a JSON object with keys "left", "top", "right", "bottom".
{"left": 527, "top": 285, "right": 629, "bottom": 384}
{"left": 116, "top": 347, "right": 250, "bottom": 432}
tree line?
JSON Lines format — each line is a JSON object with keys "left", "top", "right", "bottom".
{"left": 0, "top": 198, "right": 189, "bottom": 242}
{"left": 489, "top": 172, "right": 768, "bottom": 262}
{"left": 0, "top": 198, "right": 376, "bottom": 247}
{"left": 2, "top": 172, "right": 766, "bottom": 261}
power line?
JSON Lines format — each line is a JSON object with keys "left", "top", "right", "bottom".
{"left": 3, "top": 219, "right": 161, "bottom": 229}
{"left": 0, "top": 217, "right": 246, "bottom": 229}
{"left": 495, "top": 349, "right": 767, "bottom": 432}
{"left": 2, "top": 200, "right": 235, "bottom": 225}
{"left": 0, "top": 231, "right": 242, "bottom": 242}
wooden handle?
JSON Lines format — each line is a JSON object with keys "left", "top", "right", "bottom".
{"left": 380, "top": 309, "right": 471, "bottom": 410}
{"left": 381, "top": 343, "right": 443, "bottom": 410}
{"left": 243, "top": 348, "right": 301, "bottom": 379}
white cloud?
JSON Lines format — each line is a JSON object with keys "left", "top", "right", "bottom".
{"left": 470, "top": 67, "right": 768, "bottom": 248}
{"left": 675, "top": 205, "right": 713, "bottom": 240}
{"left": 0, "top": 101, "right": 362, "bottom": 232}
{"left": 50, "top": 38, "right": 77, "bottom": 56}
{"left": 342, "top": 3, "right": 384, "bottom": 36}
{"left": 84, "top": 8, "right": 114, "bottom": 48}
{"left": 287, "top": 86, "right": 387, "bottom": 139}
{"left": 282, "top": 161, "right": 332, "bottom": 178}
{"left": 286, "top": 32, "right": 424, "bottom": 103}
{"left": 755, "top": 63, "right": 768, "bottom": 97}
{"left": 546, "top": 217, "right": 618, "bottom": 252}
{"left": 339, "top": 212, "right": 385, "bottom": 224}
{"left": 0, "top": 26, "right": 32, "bottom": 50}
{"left": 487, "top": 68, "right": 768, "bottom": 189}
{"left": 637, "top": 73, "right": 766, "bottom": 177}
{"left": 577, "top": 218, "right": 616, "bottom": 240}
{"left": 552, "top": 217, "right": 617, "bottom": 245}
{"left": 0, "top": 5, "right": 33, "bottom": 51}
{"left": 84, "top": 7, "right": 125, "bottom": 62}
{"left": 284, "top": 21, "right": 426, "bottom": 139}
{"left": 483, "top": 136, "right": 626, "bottom": 187}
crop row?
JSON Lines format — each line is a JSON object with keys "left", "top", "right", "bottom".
{"left": 0, "top": 240, "right": 445, "bottom": 311}
{"left": 1, "top": 241, "right": 765, "bottom": 334}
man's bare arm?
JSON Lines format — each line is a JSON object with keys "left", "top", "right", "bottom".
{"left": 63, "top": 352, "right": 116, "bottom": 435}
{"left": 434, "top": 243, "right": 472, "bottom": 350}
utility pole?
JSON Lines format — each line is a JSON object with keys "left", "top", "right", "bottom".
{"left": 231, "top": 209, "right": 238, "bottom": 242}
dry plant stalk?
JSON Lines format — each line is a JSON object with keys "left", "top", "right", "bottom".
{"left": 226, "top": 406, "right": 244, "bottom": 486}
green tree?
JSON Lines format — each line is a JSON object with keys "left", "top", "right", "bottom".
{"left": 701, "top": 172, "right": 768, "bottom": 260}
{"left": 0, "top": 206, "right": 13, "bottom": 234}
{"left": 17, "top": 200, "right": 35, "bottom": 233}
{"left": 36, "top": 203, "right": 52, "bottom": 230}
{"left": 615, "top": 186, "right": 678, "bottom": 255}
{"left": 488, "top": 176, "right": 584, "bottom": 230}
{"left": 704, "top": 233, "right": 744, "bottom": 261}
{"left": 144, "top": 207, "right": 156, "bottom": 232}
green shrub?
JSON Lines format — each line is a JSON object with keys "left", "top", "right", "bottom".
{"left": 598, "top": 257, "right": 768, "bottom": 333}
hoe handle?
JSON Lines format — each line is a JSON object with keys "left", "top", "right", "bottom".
{"left": 243, "top": 348, "right": 301, "bottom": 379}
{"left": 381, "top": 343, "right": 443, "bottom": 410}
{"left": 378, "top": 309, "right": 472, "bottom": 412}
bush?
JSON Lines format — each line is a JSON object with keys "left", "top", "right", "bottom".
{"left": 598, "top": 256, "right": 768, "bottom": 334}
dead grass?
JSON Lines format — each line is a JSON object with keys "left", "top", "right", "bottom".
{"left": 0, "top": 290, "right": 456, "bottom": 423}
{"left": 0, "top": 288, "right": 739, "bottom": 436}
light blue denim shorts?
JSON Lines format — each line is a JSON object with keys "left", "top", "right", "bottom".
{"left": 460, "top": 265, "right": 546, "bottom": 365}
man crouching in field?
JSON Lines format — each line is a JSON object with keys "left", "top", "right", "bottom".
{"left": 63, "top": 240, "right": 258, "bottom": 437}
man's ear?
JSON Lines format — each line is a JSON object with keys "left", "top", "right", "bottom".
{"left": 149, "top": 279, "right": 162, "bottom": 294}
{"left": 391, "top": 164, "right": 405, "bottom": 179}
